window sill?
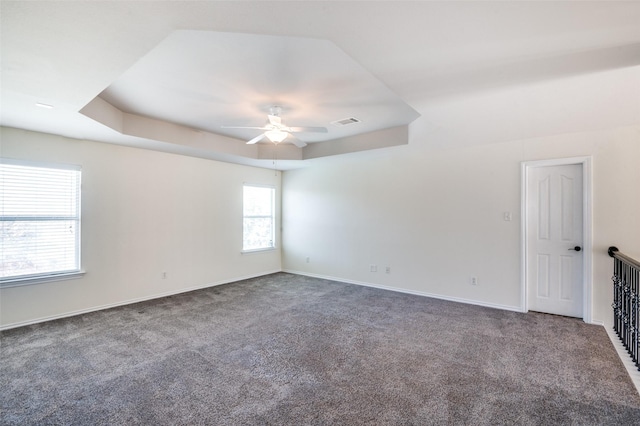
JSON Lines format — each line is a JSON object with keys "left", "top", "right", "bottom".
{"left": 0, "top": 271, "right": 86, "bottom": 289}
{"left": 241, "top": 247, "right": 277, "bottom": 255}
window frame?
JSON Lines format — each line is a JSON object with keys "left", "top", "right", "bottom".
{"left": 242, "top": 183, "right": 276, "bottom": 253}
{"left": 0, "top": 158, "right": 84, "bottom": 288}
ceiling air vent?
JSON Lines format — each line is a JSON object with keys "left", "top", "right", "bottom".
{"left": 331, "top": 117, "right": 361, "bottom": 127}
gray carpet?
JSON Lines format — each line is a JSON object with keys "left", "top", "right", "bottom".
{"left": 1, "top": 272, "right": 639, "bottom": 425}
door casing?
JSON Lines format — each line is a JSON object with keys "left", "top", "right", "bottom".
{"left": 521, "top": 157, "right": 593, "bottom": 323}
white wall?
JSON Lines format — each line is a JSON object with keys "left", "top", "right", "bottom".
{"left": 282, "top": 67, "right": 640, "bottom": 326}
{"left": 282, "top": 126, "right": 640, "bottom": 324}
{"left": 0, "top": 127, "right": 281, "bottom": 329}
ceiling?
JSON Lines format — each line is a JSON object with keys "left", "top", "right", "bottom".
{"left": 95, "top": 31, "right": 420, "bottom": 144}
{"left": 2, "top": 1, "right": 640, "bottom": 170}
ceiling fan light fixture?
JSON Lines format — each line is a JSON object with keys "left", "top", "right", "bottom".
{"left": 265, "top": 129, "right": 288, "bottom": 144}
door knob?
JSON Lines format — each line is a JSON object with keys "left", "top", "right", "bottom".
{"left": 568, "top": 246, "right": 582, "bottom": 252}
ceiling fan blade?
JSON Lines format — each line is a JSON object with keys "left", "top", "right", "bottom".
{"left": 268, "top": 115, "right": 282, "bottom": 126}
{"left": 221, "top": 126, "right": 269, "bottom": 130}
{"left": 288, "top": 126, "right": 328, "bottom": 133}
{"left": 246, "top": 133, "right": 266, "bottom": 145}
{"left": 288, "top": 136, "right": 307, "bottom": 148}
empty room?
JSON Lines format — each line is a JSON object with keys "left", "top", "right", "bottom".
{"left": 1, "top": 1, "right": 640, "bottom": 424}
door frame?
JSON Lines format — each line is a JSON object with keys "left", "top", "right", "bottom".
{"left": 520, "top": 156, "right": 593, "bottom": 323}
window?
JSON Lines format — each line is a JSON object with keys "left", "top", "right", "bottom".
{"left": 1, "top": 159, "right": 82, "bottom": 285}
{"left": 243, "top": 185, "right": 275, "bottom": 252}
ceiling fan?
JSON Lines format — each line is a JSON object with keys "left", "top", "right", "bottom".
{"left": 221, "top": 106, "right": 327, "bottom": 148}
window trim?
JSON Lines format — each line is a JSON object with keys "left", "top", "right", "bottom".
{"left": 241, "top": 247, "right": 277, "bottom": 255}
{"left": 0, "top": 271, "right": 86, "bottom": 288}
{"left": 242, "top": 183, "right": 276, "bottom": 253}
{"left": 0, "top": 158, "right": 83, "bottom": 287}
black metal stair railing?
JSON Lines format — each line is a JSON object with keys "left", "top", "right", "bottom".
{"left": 609, "top": 246, "right": 640, "bottom": 371}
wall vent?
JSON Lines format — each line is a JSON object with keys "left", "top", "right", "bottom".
{"left": 331, "top": 117, "right": 361, "bottom": 127}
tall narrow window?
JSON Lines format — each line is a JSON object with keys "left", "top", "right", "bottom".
{"left": 243, "top": 185, "right": 275, "bottom": 251}
{"left": 1, "top": 159, "right": 82, "bottom": 284}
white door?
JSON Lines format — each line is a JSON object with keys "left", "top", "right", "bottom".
{"left": 527, "top": 164, "right": 583, "bottom": 317}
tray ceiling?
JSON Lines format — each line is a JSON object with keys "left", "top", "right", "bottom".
{"left": 95, "top": 31, "right": 419, "bottom": 147}
{"left": 2, "top": 1, "right": 639, "bottom": 169}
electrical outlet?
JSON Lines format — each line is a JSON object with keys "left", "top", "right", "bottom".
{"left": 370, "top": 265, "right": 377, "bottom": 272}
{"left": 385, "top": 266, "right": 391, "bottom": 274}
{"left": 471, "top": 276, "right": 477, "bottom": 285}
{"left": 306, "top": 257, "right": 310, "bottom": 263}
{"left": 162, "top": 272, "right": 167, "bottom": 279}
{"left": 503, "top": 212, "right": 512, "bottom": 221}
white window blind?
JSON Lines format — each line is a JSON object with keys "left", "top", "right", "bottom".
{"left": 243, "top": 185, "right": 275, "bottom": 251}
{"left": 1, "top": 160, "right": 81, "bottom": 282}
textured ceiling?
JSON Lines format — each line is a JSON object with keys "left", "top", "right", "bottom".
{"left": 1, "top": 1, "right": 639, "bottom": 169}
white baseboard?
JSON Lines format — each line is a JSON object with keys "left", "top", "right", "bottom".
{"left": 604, "top": 326, "right": 640, "bottom": 396}
{"left": 283, "top": 269, "right": 523, "bottom": 313}
{"left": 0, "top": 269, "right": 281, "bottom": 331}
